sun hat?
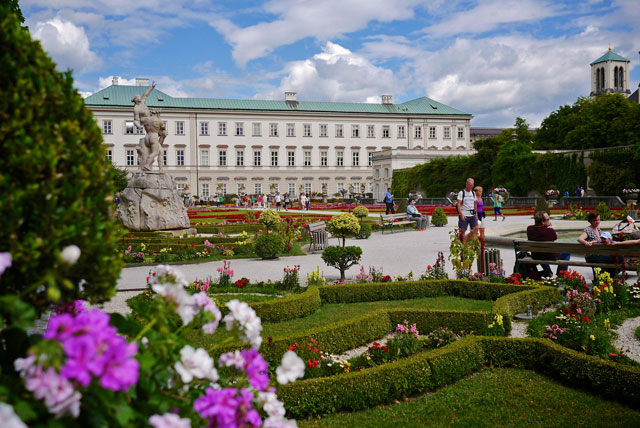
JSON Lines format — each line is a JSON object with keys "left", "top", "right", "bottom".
{"left": 601, "top": 232, "right": 612, "bottom": 240}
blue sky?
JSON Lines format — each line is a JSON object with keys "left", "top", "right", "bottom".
{"left": 22, "top": 0, "right": 640, "bottom": 127}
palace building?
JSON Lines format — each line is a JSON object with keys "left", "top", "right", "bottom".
{"left": 85, "top": 78, "right": 472, "bottom": 199}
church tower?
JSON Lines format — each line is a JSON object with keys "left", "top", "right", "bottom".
{"left": 590, "top": 48, "right": 630, "bottom": 96}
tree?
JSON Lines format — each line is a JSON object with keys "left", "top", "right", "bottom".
{"left": 491, "top": 118, "right": 536, "bottom": 196}
{"left": 1, "top": 0, "right": 25, "bottom": 24}
{"left": 110, "top": 165, "right": 129, "bottom": 192}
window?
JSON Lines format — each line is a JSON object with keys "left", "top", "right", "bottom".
{"left": 336, "top": 151, "right": 344, "bottom": 166}
{"left": 217, "top": 122, "right": 226, "bottom": 136}
{"left": 176, "top": 121, "right": 184, "bottom": 135}
{"left": 352, "top": 151, "right": 359, "bottom": 166}
{"left": 219, "top": 150, "right": 227, "bottom": 166}
{"left": 382, "top": 126, "right": 390, "bottom": 138}
{"left": 200, "top": 149, "right": 209, "bottom": 166}
{"left": 319, "top": 124, "right": 328, "bottom": 137}
{"left": 163, "top": 150, "right": 167, "bottom": 166}
{"left": 253, "top": 123, "right": 261, "bottom": 136}
{"left": 272, "top": 183, "right": 279, "bottom": 193}
{"left": 305, "top": 183, "right": 312, "bottom": 195}
{"left": 236, "top": 150, "right": 244, "bottom": 166}
{"left": 103, "top": 120, "right": 112, "bottom": 134}
{"left": 271, "top": 150, "right": 278, "bottom": 166}
{"left": 177, "top": 150, "right": 185, "bottom": 166}
{"left": 444, "top": 127, "right": 451, "bottom": 139}
{"left": 177, "top": 183, "right": 185, "bottom": 192}
{"left": 270, "top": 123, "right": 278, "bottom": 137}
{"left": 106, "top": 149, "right": 113, "bottom": 162}
{"left": 368, "top": 152, "right": 374, "bottom": 166}
{"left": 375, "top": 168, "right": 379, "bottom": 178}
{"left": 126, "top": 150, "right": 135, "bottom": 166}
{"left": 398, "top": 125, "right": 405, "bottom": 138}
{"left": 287, "top": 123, "right": 295, "bottom": 137}
{"left": 385, "top": 168, "right": 389, "bottom": 178}
{"left": 457, "top": 127, "right": 464, "bottom": 139}
{"left": 235, "top": 122, "right": 244, "bottom": 136}
{"left": 335, "top": 124, "right": 343, "bottom": 137}
{"left": 429, "top": 126, "right": 436, "bottom": 139}
{"left": 253, "top": 150, "right": 261, "bottom": 166}
{"left": 219, "top": 183, "right": 227, "bottom": 195}
{"left": 303, "top": 124, "right": 311, "bottom": 137}
{"left": 288, "top": 183, "right": 296, "bottom": 196}
{"left": 200, "top": 122, "right": 209, "bottom": 135}
{"left": 125, "top": 121, "right": 135, "bottom": 134}
{"left": 367, "top": 125, "right": 375, "bottom": 138}
{"left": 320, "top": 151, "right": 328, "bottom": 166}
{"left": 254, "top": 183, "right": 262, "bottom": 194}
{"left": 304, "top": 151, "right": 311, "bottom": 166}
{"left": 352, "top": 183, "right": 360, "bottom": 194}
{"left": 201, "top": 184, "right": 209, "bottom": 198}
{"left": 352, "top": 125, "right": 359, "bottom": 137}
{"left": 415, "top": 126, "right": 422, "bottom": 139}
{"left": 287, "top": 150, "right": 295, "bottom": 166}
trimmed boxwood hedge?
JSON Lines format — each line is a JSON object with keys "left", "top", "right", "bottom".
{"left": 195, "top": 224, "right": 262, "bottom": 234}
{"left": 387, "top": 309, "right": 505, "bottom": 335}
{"left": 250, "top": 286, "right": 321, "bottom": 323}
{"left": 492, "top": 286, "right": 560, "bottom": 317}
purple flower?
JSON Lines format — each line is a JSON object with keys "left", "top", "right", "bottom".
{"left": 60, "top": 335, "right": 97, "bottom": 386}
{"left": 99, "top": 341, "right": 139, "bottom": 391}
{"left": 0, "top": 252, "right": 12, "bottom": 276}
{"left": 241, "top": 348, "right": 269, "bottom": 391}
{"left": 194, "top": 387, "right": 262, "bottom": 428}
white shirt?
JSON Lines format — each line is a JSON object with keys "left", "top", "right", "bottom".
{"left": 457, "top": 189, "right": 475, "bottom": 217}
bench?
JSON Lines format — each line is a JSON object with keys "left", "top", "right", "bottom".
{"left": 306, "top": 221, "right": 329, "bottom": 253}
{"left": 380, "top": 213, "right": 416, "bottom": 234}
{"left": 513, "top": 240, "right": 640, "bottom": 275}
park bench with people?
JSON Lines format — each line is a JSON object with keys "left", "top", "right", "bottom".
{"left": 380, "top": 213, "right": 419, "bottom": 234}
{"left": 513, "top": 240, "right": 640, "bottom": 275}
{"left": 306, "top": 221, "right": 329, "bottom": 253}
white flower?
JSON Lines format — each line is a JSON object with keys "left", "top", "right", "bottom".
{"left": 60, "top": 245, "right": 81, "bottom": 265}
{"left": 258, "top": 391, "right": 286, "bottom": 419}
{"left": 154, "top": 265, "right": 188, "bottom": 287}
{"left": 263, "top": 417, "right": 298, "bottom": 428}
{"left": 0, "top": 403, "right": 28, "bottom": 428}
{"left": 192, "top": 292, "right": 221, "bottom": 334}
{"left": 218, "top": 350, "right": 245, "bottom": 370}
{"left": 149, "top": 413, "right": 192, "bottom": 428}
{"left": 152, "top": 283, "right": 196, "bottom": 325}
{"left": 223, "top": 300, "right": 262, "bottom": 348}
{"left": 174, "top": 346, "right": 218, "bottom": 384}
{"left": 276, "top": 351, "right": 305, "bottom": 385}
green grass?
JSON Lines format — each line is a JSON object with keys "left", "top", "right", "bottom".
{"left": 635, "top": 325, "right": 640, "bottom": 341}
{"left": 298, "top": 368, "right": 640, "bottom": 428}
{"left": 185, "top": 296, "right": 491, "bottom": 346}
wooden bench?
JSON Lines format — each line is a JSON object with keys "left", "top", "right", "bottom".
{"left": 306, "top": 221, "right": 329, "bottom": 253}
{"left": 380, "top": 213, "right": 416, "bottom": 234}
{"left": 513, "top": 240, "right": 640, "bottom": 275}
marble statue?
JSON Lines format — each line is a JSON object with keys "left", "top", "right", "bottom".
{"left": 132, "top": 82, "right": 167, "bottom": 172}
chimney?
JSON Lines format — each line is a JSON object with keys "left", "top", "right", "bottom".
{"left": 382, "top": 95, "right": 393, "bottom": 105}
{"left": 285, "top": 91, "right": 297, "bottom": 101}
{"left": 136, "top": 78, "right": 150, "bottom": 86}
{"left": 112, "top": 76, "right": 119, "bottom": 86}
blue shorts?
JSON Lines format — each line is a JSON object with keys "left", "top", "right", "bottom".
{"left": 494, "top": 207, "right": 502, "bottom": 215}
{"left": 458, "top": 215, "right": 478, "bottom": 231}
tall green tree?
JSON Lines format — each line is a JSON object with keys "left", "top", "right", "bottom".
{"left": 491, "top": 118, "right": 536, "bottom": 195}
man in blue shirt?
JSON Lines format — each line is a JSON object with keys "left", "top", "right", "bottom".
{"left": 407, "top": 199, "right": 427, "bottom": 230}
{"left": 384, "top": 188, "right": 394, "bottom": 214}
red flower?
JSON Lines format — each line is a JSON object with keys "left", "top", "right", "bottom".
{"left": 381, "top": 346, "right": 388, "bottom": 353}
{"left": 191, "top": 243, "right": 196, "bottom": 248}
{"left": 288, "top": 346, "right": 295, "bottom": 351}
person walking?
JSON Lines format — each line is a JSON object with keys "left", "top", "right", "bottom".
{"left": 384, "top": 188, "right": 395, "bottom": 214}
{"left": 474, "top": 186, "right": 486, "bottom": 242}
{"left": 284, "top": 193, "right": 290, "bottom": 210}
{"left": 492, "top": 188, "right": 505, "bottom": 221}
{"left": 457, "top": 178, "right": 478, "bottom": 243}
{"left": 275, "top": 193, "right": 282, "bottom": 211}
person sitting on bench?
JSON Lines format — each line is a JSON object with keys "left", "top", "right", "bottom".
{"left": 407, "top": 199, "right": 427, "bottom": 230}
{"left": 578, "top": 213, "right": 619, "bottom": 275}
{"left": 526, "top": 211, "right": 570, "bottom": 276}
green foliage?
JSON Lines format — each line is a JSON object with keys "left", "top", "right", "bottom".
{"left": 352, "top": 205, "right": 369, "bottom": 221}
{"left": 321, "top": 246, "right": 363, "bottom": 280}
{"left": 1, "top": 0, "right": 25, "bottom": 25}
{"left": 355, "top": 222, "right": 372, "bottom": 239}
{"left": 254, "top": 233, "right": 284, "bottom": 259}
{"left": 0, "top": 12, "right": 122, "bottom": 317}
{"left": 491, "top": 287, "right": 560, "bottom": 318}
{"left": 596, "top": 201, "right": 611, "bottom": 220}
{"left": 531, "top": 152, "right": 586, "bottom": 195}
{"left": 250, "top": 286, "right": 321, "bottom": 323}
{"left": 258, "top": 209, "right": 281, "bottom": 231}
{"left": 110, "top": 165, "right": 129, "bottom": 192}
{"left": 448, "top": 231, "right": 481, "bottom": 278}
{"left": 586, "top": 147, "right": 640, "bottom": 196}
{"left": 431, "top": 207, "right": 448, "bottom": 226}
{"left": 635, "top": 325, "right": 640, "bottom": 341}
{"left": 491, "top": 140, "right": 536, "bottom": 196}
{"left": 395, "top": 199, "right": 407, "bottom": 215}
{"left": 326, "top": 214, "right": 360, "bottom": 247}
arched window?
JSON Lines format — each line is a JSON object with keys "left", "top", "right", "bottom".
{"left": 600, "top": 67, "right": 605, "bottom": 90}
{"left": 614, "top": 66, "right": 618, "bottom": 88}
{"left": 618, "top": 67, "right": 624, "bottom": 89}
{"left": 596, "top": 68, "right": 601, "bottom": 90}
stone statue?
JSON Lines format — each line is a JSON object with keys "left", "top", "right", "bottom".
{"left": 131, "top": 81, "right": 167, "bottom": 172}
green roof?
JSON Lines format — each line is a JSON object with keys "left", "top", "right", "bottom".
{"left": 84, "top": 85, "right": 471, "bottom": 116}
{"left": 591, "top": 50, "right": 630, "bottom": 65}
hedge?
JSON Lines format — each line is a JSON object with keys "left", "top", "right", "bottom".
{"left": 278, "top": 336, "right": 640, "bottom": 418}
{"left": 387, "top": 309, "right": 504, "bottom": 335}
{"left": 492, "top": 286, "right": 560, "bottom": 317}
{"left": 195, "top": 224, "right": 262, "bottom": 234}
{"left": 250, "top": 286, "right": 321, "bottom": 323}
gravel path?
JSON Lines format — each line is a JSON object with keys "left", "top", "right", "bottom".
{"left": 613, "top": 316, "right": 640, "bottom": 362}
{"left": 509, "top": 321, "right": 529, "bottom": 338}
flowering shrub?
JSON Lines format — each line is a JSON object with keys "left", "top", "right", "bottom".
{"left": 217, "top": 259, "right": 234, "bottom": 286}
{"left": 306, "top": 265, "right": 325, "bottom": 286}
{"left": 420, "top": 252, "right": 448, "bottom": 280}
{"left": 258, "top": 209, "right": 281, "bottom": 232}
{"left": 591, "top": 268, "right": 629, "bottom": 313}
{"left": 485, "top": 313, "right": 506, "bottom": 336}
{"left": 427, "top": 327, "right": 459, "bottom": 348}
{"left": 545, "top": 188, "right": 560, "bottom": 198}
{"left": 387, "top": 321, "right": 422, "bottom": 357}
{"left": 505, "top": 272, "right": 522, "bottom": 285}
{"left": 326, "top": 213, "right": 360, "bottom": 246}
{"left": 541, "top": 324, "right": 565, "bottom": 341}
{"left": 622, "top": 187, "right": 640, "bottom": 194}
{"left": 285, "top": 338, "right": 346, "bottom": 379}
{"left": 557, "top": 269, "right": 587, "bottom": 291}
{"left": 395, "top": 271, "right": 414, "bottom": 282}
{"left": 380, "top": 274, "right": 392, "bottom": 282}
{"left": 192, "top": 277, "right": 211, "bottom": 291}
{"left": 364, "top": 341, "right": 389, "bottom": 365}
{"left": 281, "top": 265, "right": 300, "bottom": 290}
{"left": 235, "top": 277, "right": 249, "bottom": 288}
{"left": 124, "top": 245, "right": 145, "bottom": 263}
{"left": 352, "top": 205, "right": 369, "bottom": 222}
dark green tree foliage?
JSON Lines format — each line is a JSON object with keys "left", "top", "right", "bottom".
{"left": 0, "top": 12, "right": 123, "bottom": 315}
{"left": 491, "top": 118, "right": 536, "bottom": 196}
{"left": 586, "top": 147, "right": 640, "bottom": 196}
{"left": 1, "top": 0, "right": 25, "bottom": 24}
{"left": 530, "top": 152, "right": 586, "bottom": 194}
{"left": 110, "top": 165, "right": 130, "bottom": 192}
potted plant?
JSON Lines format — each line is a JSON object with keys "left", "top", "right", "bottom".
{"left": 622, "top": 184, "right": 639, "bottom": 201}
{"left": 545, "top": 186, "right": 560, "bottom": 201}
{"left": 432, "top": 207, "right": 448, "bottom": 227}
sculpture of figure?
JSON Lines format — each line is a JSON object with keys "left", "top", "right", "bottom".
{"left": 131, "top": 81, "right": 167, "bottom": 171}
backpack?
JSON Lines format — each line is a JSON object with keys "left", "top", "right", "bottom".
{"left": 498, "top": 195, "right": 504, "bottom": 203}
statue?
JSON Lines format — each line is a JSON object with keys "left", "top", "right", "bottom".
{"left": 132, "top": 81, "right": 167, "bottom": 171}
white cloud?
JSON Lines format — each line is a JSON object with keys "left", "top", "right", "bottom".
{"left": 96, "top": 75, "right": 189, "bottom": 97}
{"left": 210, "top": 0, "right": 421, "bottom": 67}
{"left": 256, "top": 42, "right": 400, "bottom": 103}
{"left": 30, "top": 17, "right": 102, "bottom": 73}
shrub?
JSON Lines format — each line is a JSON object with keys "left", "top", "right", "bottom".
{"left": 258, "top": 209, "right": 281, "bottom": 231}
{"left": 432, "top": 207, "right": 448, "bottom": 226}
{"left": 355, "top": 223, "right": 372, "bottom": 239}
{"left": 0, "top": 12, "right": 122, "bottom": 320}
{"left": 326, "top": 214, "right": 360, "bottom": 247}
{"left": 534, "top": 197, "right": 549, "bottom": 214}
{"left": 352, "top": 206, "right": 369, "bottom": 222}
{"left": 321, "top": 246, "right": 362, "bottom": 280}
{"left": 254, "top": 233, "right": 284, "bottom": 259}
{"left": 596, "top": 201, "right": 611, "bottom": 220}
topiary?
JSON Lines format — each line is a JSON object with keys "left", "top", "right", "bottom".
{"left": 321, "top": 246, "right": 363, "bottom": 281}
{"left": 259, "top": 209, "right": 281, "bottom": 232}
{"left": 534, "top": 197, "right": 549, "bottom": 215}
{"left": 254, "top": 233, "right": 284, "bottom": 259}
{"left": 326, "top": 214, "right": 360, "bottom": 247}
{"left": 396, "top": 199, "right": 408, "bottom": 215}
{"left": 0, "top": 11, "right": 122, "bottom": 319}
{"left": 596, "top": 201, "right": 611, "bottom": 220}
{"left": 352, "top": 206, "right": 369, "bottom": 222}
{"left": 355, "top": 223, "right": 372, "bottom": 239}
{"left": 432, "top": 207, "right": 448, "bottom": 227}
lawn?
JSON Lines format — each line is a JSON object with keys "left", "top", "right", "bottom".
{"left": 298, "top": 368, "right": 640, "bottom": 428}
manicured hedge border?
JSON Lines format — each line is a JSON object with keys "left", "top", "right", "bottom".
{"left": 492, "top": 286, "right": 560, "bottom": 317}
{"left": 250, "top": 286, "right": 321, "bottom": 323}
{"left": 277, "top": 336, "right": 640, "bottom": 418}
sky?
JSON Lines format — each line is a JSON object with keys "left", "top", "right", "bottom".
{"left": 21, "top": 0, "right": 640, "bottom": 127}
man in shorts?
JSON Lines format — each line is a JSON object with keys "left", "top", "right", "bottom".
{"left": 457, "top": 178, "right": 478, "bottom": 243}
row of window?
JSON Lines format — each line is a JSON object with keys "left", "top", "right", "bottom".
{"left": 103, "top": 120, "right": 465, "bottom": 140}
{"left": 180, "top": 182, "right": 373, "bottom": 198}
